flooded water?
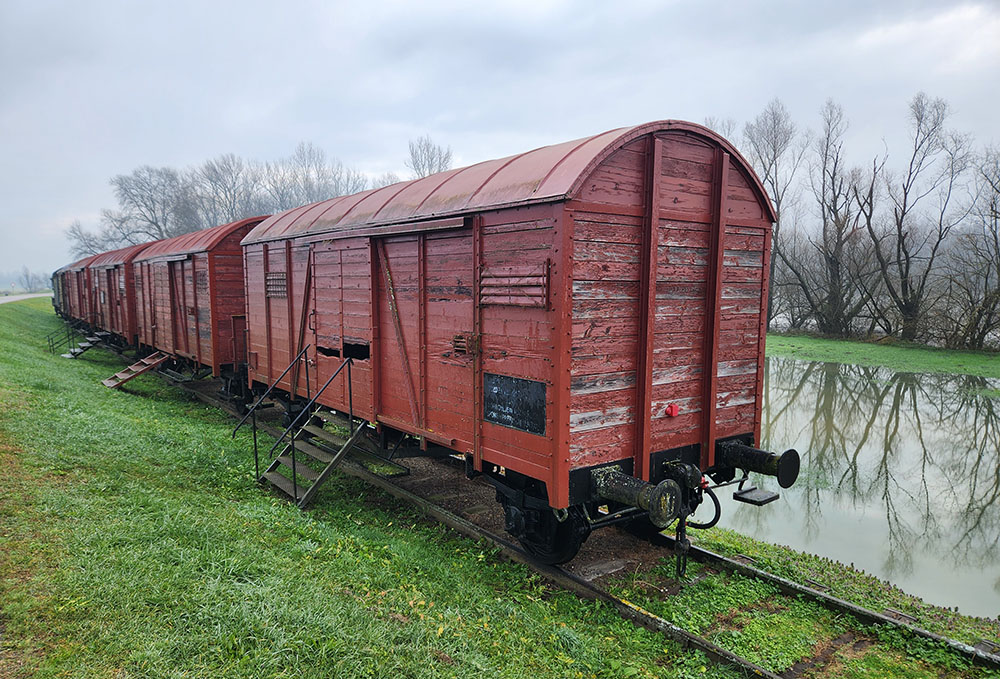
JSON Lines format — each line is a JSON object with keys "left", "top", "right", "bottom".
{"left": 716, "top": 356, "right": 1000, "bottom": 620}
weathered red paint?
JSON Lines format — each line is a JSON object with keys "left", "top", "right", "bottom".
{"left": 133, "top": 217, "right": 266, "bottom": 376}
{"left": 242, "top": 121, "right": 775, "bottom": 509}
{"left": 87, "top": 242, "right": 155, "bottom": 343}
{"left": 58, "top": 254, "right": 102, "bottom": 325}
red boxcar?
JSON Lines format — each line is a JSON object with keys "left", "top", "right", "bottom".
{"left": 242, "top": 121, "right": 794, "bottom": 561}
{"left": 51, "top": 265, "right": 70, "bottom": 318}
{"left": 87, "top": 242, "right": 155, "bottom": 345}
{"left": 58, "top": 254, "right": 101, "bottom": 325}
{"left": 133, "top": 217, "right": 265, "bottom": 376}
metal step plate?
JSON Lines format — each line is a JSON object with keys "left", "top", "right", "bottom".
{"left": 732, "top": 487, "right": 780, "bottom": 506}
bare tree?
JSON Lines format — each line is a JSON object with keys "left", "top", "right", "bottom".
{"left": 405, "top": 135, "right": 452, "bottom": 178}
{"left": 66, "top": 219, "right": 112, "bottom": 257}
{"left": 742, "top": 98, "right": 808, "bottom": 326}
{"left": 932, "top": 146, "right": 1000, "bottom": 349}
{"left": 861, "top": 93, "right": 974, "bottom": 341}
{"left": 770, "top": 100, "right": 876, "bottom": 335}
{"left": 261, "top": 142, "right": 369, "bottom": 209}
{"left": 67, "top": 142, "right": 374, "bottom": 255}
{"left": 703, "top": 116, "right": 738, "bottom": 140}
{"left": 101, "top": 166, "right": 203, "bottom": 245}
{"left": 18, "top": 266, "right": 47, "bottom": 292}
{"left": 192, "top": 153, "right": 264, "bottom": 225}
{"left": 371, "top": 171, "right": 402, "bottom": 189}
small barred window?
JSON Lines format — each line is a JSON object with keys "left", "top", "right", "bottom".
{"left": 265, "top": 272, "right": 287, "bottom": 298}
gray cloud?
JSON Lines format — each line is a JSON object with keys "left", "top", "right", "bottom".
{"left": 1, "top": 0, "right": 997, "bottom": 272}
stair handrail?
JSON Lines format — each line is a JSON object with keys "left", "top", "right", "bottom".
{"left": 232, "top": 344, "right": 312, "bottom": 438}
{"left": 47, "top": 323, "right": 80, "bottom": 353}
{"left": 263, "top": 356, "right": 355, "bottom": 464}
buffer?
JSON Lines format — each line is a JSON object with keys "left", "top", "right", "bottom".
{"left": 102, "top": 351, "right": 170, "bottom": 389}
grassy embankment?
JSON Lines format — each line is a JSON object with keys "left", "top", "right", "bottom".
{"left": 766, "top": 333, "right": 1000, "bottom": 381}
{"left": 1, "top": 298, "right": 997, "bottom": 678}
{"left": 0, "top": 298, "right": 728, "bottom": 678}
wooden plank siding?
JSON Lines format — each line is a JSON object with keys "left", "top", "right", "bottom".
{"left": 566, "top": 132, "right": 771, "bottom": 473}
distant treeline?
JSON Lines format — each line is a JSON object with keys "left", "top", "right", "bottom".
{"left": 707, "top": 93, "right": 999, "bottom": 351}
{"left": 65, "top": 136, "right": 452, "bottom": 259}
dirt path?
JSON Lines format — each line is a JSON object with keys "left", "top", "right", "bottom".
{"left": 0, "top": 293, "right": 51, "bottom": 305}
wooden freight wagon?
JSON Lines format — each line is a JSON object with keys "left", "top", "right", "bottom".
{"left": 242, "top": 121, "right": 798, "bottom": 562}
{"left": 59, "top": 254, "right": 101, "bottom": 325}
{"left": 51, "top": 264, "right": 71, "bottom": 318}
{"left": 87, "top": 242, "right": 155, "bottom": 345}
{"left": 133, "top": 217, "right": 265, "bottom": 377}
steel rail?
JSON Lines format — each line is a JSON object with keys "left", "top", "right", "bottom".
{"left": 649, "top": 533, "right": 1000, "bottom": 671}
{"left": 166, "top": 376, "right": 999, "bottom": 675}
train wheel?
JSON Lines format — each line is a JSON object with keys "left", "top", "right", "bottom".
{"left": 503, "top": 502, "right": 590, "bottom": 565}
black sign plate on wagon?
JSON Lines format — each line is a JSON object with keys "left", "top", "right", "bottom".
{"left": 483, "top": 373, "right": 546, "bottom": 436}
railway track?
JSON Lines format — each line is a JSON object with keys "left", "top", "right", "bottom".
{"left": 172, "top": 375, "right": 1000, "bottom": 678}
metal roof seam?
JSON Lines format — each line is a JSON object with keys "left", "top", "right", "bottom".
{"left": 360, "top": 176, "right": 431, "bottom": 223}
{"left": 382, "top": 166, "right": 472, "bottom": 219}
{"left": 536, "top": 127, "right": 630, "bottom": 194}
{"left": 298, "top": 193, "right": 367, "bottom": 234}
{"left": 462, "top": 149, "right": 535, "bottom": 206}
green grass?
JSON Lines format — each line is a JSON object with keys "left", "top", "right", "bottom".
{"left": 694, "top": 527, "right": 1000, "bottom": 649}
{"left": 607, "top": 542, "right": 1000, "bottom": 678}
{"left": 0, "top": 297, "right": 738, "bottom": 678}
{"left": 765, "top": 333, "right": 1000, "bottom": 379}
{"left": 3, "top": 299, "right": 998, "bottom": 679}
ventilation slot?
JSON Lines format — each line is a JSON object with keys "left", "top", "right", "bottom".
{"left": 480, "top": 261, "right": 549, "bottom": 308}
{"left": 265, "top": 272, "right": 287, "bottom": 298}
{"left": 452, "top": 334, "right": 474, "bottom": 355}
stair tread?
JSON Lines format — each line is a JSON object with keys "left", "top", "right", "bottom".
{"left": 315, "top": 411, "right": 353, "bottom": 427}
{"left": 275, "top": 455, "right": 320, "bottom": 481}
{"left": 301, "top": 424, "right": 347, "bottom": 445}
{"left": 260, "top": 471, "right": 302, "bottom": 501}
{"left": 77, "top": 342, "right": 92, "bottom": 348}
{"left": 286, "top": 439, "right": 335, "bottom": 464}
{"left": 85, "top": 336, "right": 101, "bottom": 342}
{"left": 102, "top": 353, "right": 168, "bottom": 389}
{"left": 60, "top": 353, "right": 76, "bottom": 359}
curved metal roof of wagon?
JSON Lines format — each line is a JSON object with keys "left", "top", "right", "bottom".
{"left": 88, "top": 241, "right": 158, "bottom": 269}
{"left": 135, "top": 216, "right": 268, "bottom": 263}
{"left": 243, "top": 120, "right": 775, "bottom": 245}
{"left": 60, "top": 253, "right": 102, "bottom": 273}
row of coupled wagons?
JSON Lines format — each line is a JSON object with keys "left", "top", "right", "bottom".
{"left": 51, "top": 121, "right": 799, "bottom": 565}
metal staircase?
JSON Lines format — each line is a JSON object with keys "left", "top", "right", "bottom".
{"left": 234, "top": 347, "right": 366, "bottom": 508}
{"left": 261, "top": 409, "right": 366, "bottom": 507}
{"left": 101, "top": 351, "right": 171, "bottom": 388}
{"left": 56, "top": 329, "right": 110, "bottom": 358}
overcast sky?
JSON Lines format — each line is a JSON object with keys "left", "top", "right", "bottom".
{"left": 1, "top": 0, "right": 998, "bottom": 275}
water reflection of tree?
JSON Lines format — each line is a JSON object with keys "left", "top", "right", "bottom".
{"left": 761, "top": 356, "right": 1000, "bottom": 575}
